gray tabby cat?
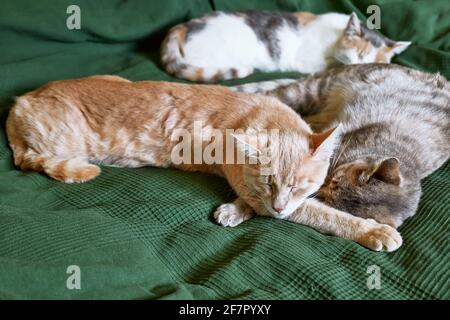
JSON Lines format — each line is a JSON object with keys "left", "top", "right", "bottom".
{"left": 235, "top": 63, "right": 450, "bottom": 228}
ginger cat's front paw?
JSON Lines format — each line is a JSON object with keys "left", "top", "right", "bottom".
{"left": 356, "top": 219, "right": 403, "bottom": 252}
{"left": 214, "top": 201, "right": 254, "bottom": 227}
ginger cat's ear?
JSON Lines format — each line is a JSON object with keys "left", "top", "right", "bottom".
{"left": 231, "top": 132, "right": 266, "bottom": 159}
{"left": 310, "top": 124, "right": 342, "bottom": 162}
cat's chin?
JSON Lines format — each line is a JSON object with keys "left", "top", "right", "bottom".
{"left": 275, "top": 199, "right": 309, "bottom": 218}
{"left": 266, "top": 207, "right": 298, "bottom": 219}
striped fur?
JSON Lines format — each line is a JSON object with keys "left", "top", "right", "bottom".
{"left": 234, "top": 63, "right": 450, "bottom": 227}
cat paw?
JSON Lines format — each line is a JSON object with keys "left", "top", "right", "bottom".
{"left": 214, "top": 203, "right": 251, "bottom": 227}
{"left": 357, "top": 220, "right": 403, "bottom": 252}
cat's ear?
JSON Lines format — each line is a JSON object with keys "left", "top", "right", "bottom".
{"left": 344, "top": 12, "right": 361, "bottom": 37}
{"left": 310, "top": 124, "right": 342, "bottom": 162}
{"left": 231, "top": 132, "right": 265, "bottom": 159}
{"left": 360, "top": 158, "right": 402, "bottom": 185}
{"left": 372, "top": 158, "right": 402, "bottom": 185}
{"left": 390, "top": 41, "right": 411, "bottom": 55}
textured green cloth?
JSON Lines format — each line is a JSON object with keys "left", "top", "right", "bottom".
{"left": 0, "top": 0, "right": 448, "bottom": 299}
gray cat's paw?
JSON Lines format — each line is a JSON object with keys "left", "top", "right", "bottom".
{"left": 357, "top": 220, "right": 403, "bottom": 252}
{"left": 214, "top": 203, "right": 248, "bottom": 227}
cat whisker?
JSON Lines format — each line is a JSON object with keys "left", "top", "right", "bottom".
{"left": 329, "top": 133, "right": 352, "bottom": 173}
{"left": 307, "top": 191, "right": 319, "bottom": 199}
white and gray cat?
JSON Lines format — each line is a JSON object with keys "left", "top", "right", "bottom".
{"left": 234, "top": 63, "right": 450, "bottom": 228}
{"left": 161, "top": 11, "right": 410, "bottom": 82}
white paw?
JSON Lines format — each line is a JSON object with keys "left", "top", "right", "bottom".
{"left": 214, "top": 203, "right": 248, "bottom": 227}
{"left": 357, "top": 220, "right": 403, "bottom": 252}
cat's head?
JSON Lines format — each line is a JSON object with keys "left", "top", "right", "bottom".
{"left": 233, "top": 126, "right": 341, "bottom": 218}
{"left": 334, "top": 13, "right": 411, "bottom": 65}
{"left": 317, "top": 157, "right": 420, "bottom": 227}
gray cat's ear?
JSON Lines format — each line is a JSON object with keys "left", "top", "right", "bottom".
{"left": 365, "top": 158, "right": 402, "bottom": 185}
{"left": 373, "top": 158, "right": 402, "bottom": 185}
{"left": 310, "top": 124, "right": 343, "bottom": 162}
{"left": 391, "top": 41, "right": 411, "bottom": 55}
{"left": 345, "top": 12, "right": 361, "bottom": 37}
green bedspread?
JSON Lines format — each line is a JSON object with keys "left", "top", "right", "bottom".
{"left": 0, "top": 0, "right": 448, "bottom": 299}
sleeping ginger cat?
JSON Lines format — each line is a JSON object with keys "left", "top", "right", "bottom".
{"left": 6, "top": 75, "right": 402, "bottom": 251}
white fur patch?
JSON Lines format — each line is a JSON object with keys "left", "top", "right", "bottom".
{"left": 180, "top": 12, "right": 351, "bottom": 76}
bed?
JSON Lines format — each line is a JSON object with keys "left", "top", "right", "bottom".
{"left": 0, "top": 0, "right": 448, "bottom": 299}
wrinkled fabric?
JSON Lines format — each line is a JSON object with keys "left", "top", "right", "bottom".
{"left": 0, "top": 0, "right": 448, "bottom": 299}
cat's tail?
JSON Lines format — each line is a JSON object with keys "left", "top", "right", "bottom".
{"left": 17, "top": 152, "right": 100, "bottom": 183}
{"left": 160, "top": 25, "right": 251, "bottom": 83}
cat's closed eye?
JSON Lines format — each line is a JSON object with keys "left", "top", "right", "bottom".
{"left": 290, "top": 180, "right": 311, "bottom": 191}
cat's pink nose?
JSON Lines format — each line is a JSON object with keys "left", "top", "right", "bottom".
{"left": 273, "top": 206, "right": 285, "bottom": 213}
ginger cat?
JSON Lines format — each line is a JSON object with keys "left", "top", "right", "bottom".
{"left": 6, "top": 75, "right": 401, "bottom": 251}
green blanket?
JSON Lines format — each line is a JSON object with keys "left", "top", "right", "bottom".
{"left": 0, "top": 0, "right": 448, "bottom": 299}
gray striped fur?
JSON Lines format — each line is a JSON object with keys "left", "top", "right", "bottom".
{"left": 234, "top": 64, "right": 450, "bottom": 227}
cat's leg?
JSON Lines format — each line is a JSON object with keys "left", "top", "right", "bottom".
{"left": 214, "top": 197, "right": 255, "bottom": 227}
{"left": 44, "top": 157, "right": 100, "bottom": 183}
{"left": 285, "top": 198, "right": 403, "bottom": 252}
{"left": 233, "top": 67, "right": 352, "bottom": 119}
{"left": 20, "top": 152, "right": 101, "bottom": 183}
{"left": 235, "top": 76, "right": 328, "bottom": 117}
